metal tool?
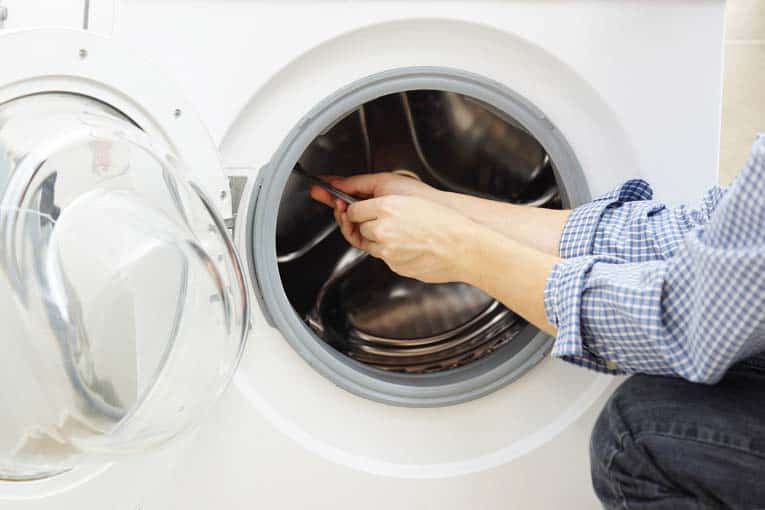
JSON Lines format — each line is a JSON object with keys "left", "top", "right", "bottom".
{"left": 293, "top": 163, "right": 358, "bottom": 204}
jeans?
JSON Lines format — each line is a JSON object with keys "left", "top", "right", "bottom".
{"left": 590, "top": 358, "right": 765, "bottom": 509}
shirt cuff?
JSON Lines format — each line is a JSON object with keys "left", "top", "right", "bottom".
{"left": 558, "top": 179, "right": 654, "bottom": 258}
{"left": 544, "top": 256, "right": 625, "bottom": 374}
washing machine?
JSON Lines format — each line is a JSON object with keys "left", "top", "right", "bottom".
{"left": 0, "top": 1, "right": 727, "bottom": 509}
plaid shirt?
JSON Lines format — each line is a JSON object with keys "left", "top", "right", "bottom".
{"left": 544, "top": 135, "right": 765, "bottom": 383}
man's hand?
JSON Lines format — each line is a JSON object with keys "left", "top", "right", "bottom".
{"left": 331, "top": 194, "right": 476, "bottom": 284}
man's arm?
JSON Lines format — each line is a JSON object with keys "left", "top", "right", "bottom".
{"left": 428, "top": 191, "right": 571, "bottom": 256}
{"left": 335, "top": 193, "right": 560, "bottom": 335}
{"left": 547, "top": 136, "right": 765, "bottom": 382}
{"left": 458, "top": 226, "right": 559, "bottom": 335}
{"left": 312, "top": 172, "right": 729, "bottom": 263}
{"left": 559, "top": 179, "right": 729, "bottom": 262}
{"left": 439, "top": 136, "right": 764, "bottom": 382}
{"left": 314, "top": 135, "right": 762, "bottom": 383}
{"left": 311, "top": 172, "right": 571, "bottom": 256}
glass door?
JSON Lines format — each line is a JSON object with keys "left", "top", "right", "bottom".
{"left": 0, "top": 93, "right": 248, "bottom": 480}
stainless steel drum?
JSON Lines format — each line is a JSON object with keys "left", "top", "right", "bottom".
{"left": 276, "top": 90, "right": 559, "bottom": 375}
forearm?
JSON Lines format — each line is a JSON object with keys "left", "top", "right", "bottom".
{"left": 457, "top": 223, "right": 559, "bottom": 336}
{"left": 432, "top": 190, "right": 570, "bottom": 256}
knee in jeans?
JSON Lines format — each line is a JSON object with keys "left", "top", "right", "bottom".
{"left": 589, "top": 377, "right": 649, "bottom": 501}
{"left": 590, "top": 378, "right": 641, "bottom": 465}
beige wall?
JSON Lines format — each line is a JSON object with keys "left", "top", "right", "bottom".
{"left": 720, "top": 0, "right": 765, "bottom": 184}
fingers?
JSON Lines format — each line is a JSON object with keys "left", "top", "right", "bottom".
{"left": 309, "top": 185, "right": 335, "bottom": 207}
{"left": 313, "top": 188, "right": 393, "bottom": 258}
{"left": 336, "top": 208, "right": 363, "bottom": 250}
{"left": 346, "top": 198, "right": 386, "bottom": 223}
{"left": 359, "top": 220, "right": 381, "bottom": 242}
{"left": 307, "top": 174, "right": 345, "bottom": 207}
{"left": 358, "top": 237, "right": 383, "bottom": 258}
{"left": 308, "top": 172, "right": 393, "bottom": 207}
{"left": 323, "top": 173, "right": 383, "bottom": 198}
{"left": 334, "top": 207, "right": 385, "bottom": 259}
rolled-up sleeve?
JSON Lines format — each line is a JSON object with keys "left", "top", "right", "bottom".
{"left": 559, "top": 179, "right": 654, "bottom": 258}
{"left": 560, "top": 179, "right": 728, "bottom": 262}
{"left": 546, "top": 135, "right": 765, "bottom": 382}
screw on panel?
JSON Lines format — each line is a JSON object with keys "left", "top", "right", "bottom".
{"left": 173, "top": 108, "right": 182, "bottom": 118}
{"left": 0, "top": 5, "right": 7, "bottom": 29}
{"left": 220, "top": 190, "right": 227, "bottom": 200}
{"left": 78, "top": 48, "right": 88, "bottom": 59}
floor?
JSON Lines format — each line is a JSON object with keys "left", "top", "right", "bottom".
{"left": 719, "top": 0, "right": 765, "bottom": 184}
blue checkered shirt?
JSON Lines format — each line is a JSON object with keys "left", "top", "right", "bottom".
{"left": 544, "top": 135, "right": 765, "bottom": 383}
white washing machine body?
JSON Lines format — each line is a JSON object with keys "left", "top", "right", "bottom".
{"left": 0, "top": 1, "right": 727, "bottom": 509}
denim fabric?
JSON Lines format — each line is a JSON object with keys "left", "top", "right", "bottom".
{"left": 590, "top": 362, "right": 765, "bottom": 509}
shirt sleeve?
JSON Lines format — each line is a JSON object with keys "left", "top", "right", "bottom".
{"left": 545, "top": 135, "right": 765, "bottom": 383}
{"left": 560, "top": 179, "right": 728, "bottom": 262}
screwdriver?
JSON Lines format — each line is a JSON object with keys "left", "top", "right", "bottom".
{"left": 293, "top": 163, "right": 358, "bottom": 204}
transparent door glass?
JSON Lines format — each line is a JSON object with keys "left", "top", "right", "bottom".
{"left": 0, "top": 93, "right": 248, "bottom": 480}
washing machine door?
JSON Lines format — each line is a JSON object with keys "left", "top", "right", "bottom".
{"left": 0, "top": 93, "right": 248, "bottom": 481}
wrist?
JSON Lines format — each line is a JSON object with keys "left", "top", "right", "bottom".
{"left": 452, "top": 221, "right": 497, "bottom": 287}
{"left": 437, "top": 191, "right": 488, "bottom": 226}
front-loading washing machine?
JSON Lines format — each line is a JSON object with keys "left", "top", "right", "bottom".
{"left": 0, "top": 1, "right": 727, "bottom": 508}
